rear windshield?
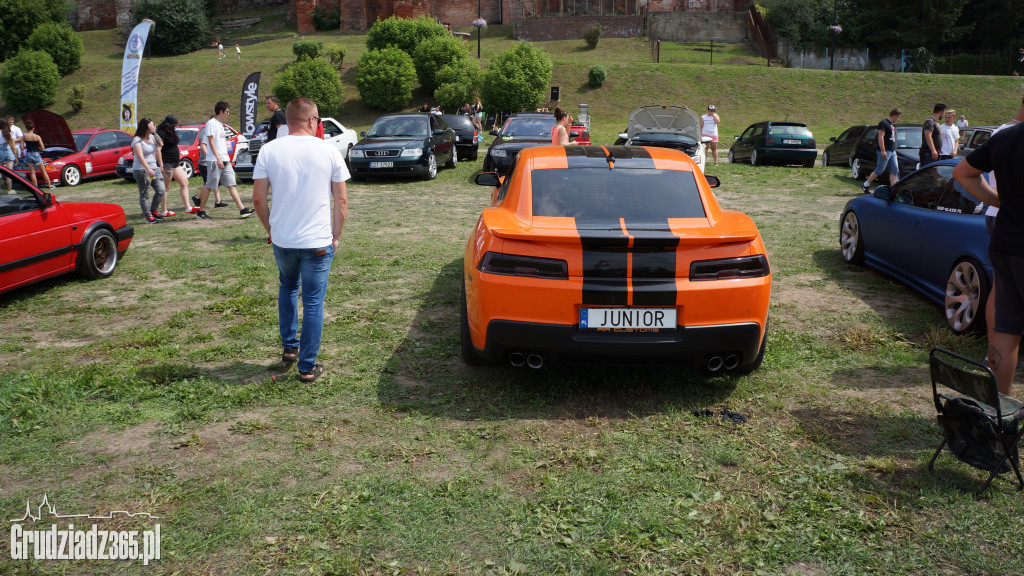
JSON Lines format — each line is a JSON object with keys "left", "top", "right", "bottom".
{"left": 531, "top": 168, "right": 705, "bottom": 219}
{"left": 768, "top": 125, "right": 812, "bottom": 137}
{"left": 442, "top": 115, "right": 473, "bottom": 129}
{"left": 502, "top": 118, "right": 556, "bottom": 137}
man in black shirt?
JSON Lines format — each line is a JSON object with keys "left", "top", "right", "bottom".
{"left": 265, "top": 96, "right": 286, "bottom": 142}
{"left": 920, "top": 103, "right": 945, "bottom": 167}
{"left": 862, "top": 108, "right": 902, "bottom": 193}
{"left": 954, "top": 120, "right": 1024, "bottom": 395}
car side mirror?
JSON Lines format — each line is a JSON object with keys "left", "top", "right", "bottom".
{"left": 569, "top": 131, "right": 579, "bottom": 138}
{"left": 475, "top": 172, "right": 500, "bottom": 187}
{"left": 733, "top": 135, "right": 740, "bottom": 141}
{"left": 701, "top": 136, "right": 712, "bottom": 143}
{"left": 44, "top": 193, "right": 54, "bottom": 207}
{"left": 618, "top": 132, "right": 628, "bottom": 139}
{"left": 360, "top": 131, "right": 366, "bottom": 137}
{"left": 88, "top": 146, "right": 100, "bottom": 153}
{"left": 432, "top": 129, "right": 444, "bottom": 135}
{"left": 873, "top": 185, "right": 891, "bottom": 200}
{"left": 705, "top": 175, "right": 720, "bottom": 188}
{"left": 489, "top": 130, "right": 499, "bottom": 136}
{"left": 829, "top": 136, "right": 837, "bottom": 143}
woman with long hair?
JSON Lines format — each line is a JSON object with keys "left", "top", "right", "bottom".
{"left": 551, "top": 107, "right": 570, "bottom": 145}
{"left": 156, "top": 115, "right": 197, "bottom": 216}
{"left": 0, "top": 118, "right": 16, "bottom": 193}
{"left": 131, "top": 117, "right": 166, "bottom": 224}
{"left": 20, "top": 119, "right": 54, "bottom": 189}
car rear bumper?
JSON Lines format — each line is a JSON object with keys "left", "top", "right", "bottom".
{"left": 350, "top": 159, "right": 429, "bottom": 178}
{"left": 760, "top": 147, "right": 817, "bottom": 162}
{"left": 477, "top": 319, "right": 763, "bottom": 369}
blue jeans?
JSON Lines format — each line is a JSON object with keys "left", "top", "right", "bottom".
{"left": 873, "top": 150, "right": 899, "bottom": 175}
{"left": 273, "top": 244, "right": 335, "bottom": 373}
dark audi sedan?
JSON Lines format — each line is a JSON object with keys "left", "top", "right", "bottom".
{"left": 482, "top": 113, "right": 558, "bottom": 175}
{"left": 729, "top": 121, "right": 817, "bottom": 167}
{"left": 349, "top": 113, "right": 456, "bottom": 181}
{"left": 439, "top": 114, "right": 479, "bottom": 161}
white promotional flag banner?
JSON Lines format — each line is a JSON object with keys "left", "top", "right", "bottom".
{"left": 119, "top": 19, "right": 154, "bottom": 135}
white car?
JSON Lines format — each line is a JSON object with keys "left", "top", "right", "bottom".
{"left": 616, "top": 105, "right": 711, "bottom": 173}
{"left": 233, "top": 117, "right": 357, "bottom": 179}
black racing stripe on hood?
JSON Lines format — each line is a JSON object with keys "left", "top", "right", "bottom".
{"left": 625, "top": 218, "right": 679, "bottom": 306}
{"left": 576, "top": 217, "right": 628, "bottom": 305}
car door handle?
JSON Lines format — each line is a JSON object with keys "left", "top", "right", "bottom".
{"left": 913, "top": 218, "right": 923, "bottom": 227}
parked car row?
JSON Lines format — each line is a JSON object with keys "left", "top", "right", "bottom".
{"left": 821, "top": 123, "right": 922, "bottom": 178}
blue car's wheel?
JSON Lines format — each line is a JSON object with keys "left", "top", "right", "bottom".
{"left": 945, "top": 258, "right": 989, "bottom": 334}
{"left": 840, "top": 210, "right": 864, "bottom": 264}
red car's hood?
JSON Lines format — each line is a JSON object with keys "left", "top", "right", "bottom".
{"left": 22, "top": 110, "right": 76, "bottom": 151}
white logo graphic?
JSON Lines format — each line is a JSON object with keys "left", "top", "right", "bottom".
{"left": 9, "top": 495, "right": 161, "bottom": 565}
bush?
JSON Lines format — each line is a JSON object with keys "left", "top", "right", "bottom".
{"left": 272, "top": 57, "right": 343, "bottom": 117}
{"left": 26, "top": 22, "right": 83, "bottom": 76}
{"left": 311, "top": 6, "right": 340, "bottom": 31}
{"left": 366, "top": 15, "right": 447, "bottom": 56}
{"left": 292, "top": 40, "right": 323, "bottom": 61}
{"left": 433, "top": 60, "right": 481, "bottom": 112}
{"left": 587, "top": 64, "right": 606, "bottom": 87}
{"left": 132, "top": 0, "right": 209, "bottom": 57}
{"left": 0, "top": 0, "right": 66, "bottom": 61}
{"left": 356, "top": 47, "right": 417, "bottom": 111}
{"left": 413, "top": 35, "right": 471, "bottom": 93}
{"left": 67, "top": 85, "right": 85, "bottom": 113}
{"left": 583, "top": 23, "right": 602, "bottom": 49}
{"left": 324, "top": 43, "right": 347, "bottom": 69}
{"left": 480, "top": 43, "right": 552, "bottom": 114}
{"left": 0, "top": 50, "right": 60, "bottom": 111}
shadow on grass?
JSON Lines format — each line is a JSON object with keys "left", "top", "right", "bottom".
{"left": 377, "top": 258, "right": 741, "bottom": 422}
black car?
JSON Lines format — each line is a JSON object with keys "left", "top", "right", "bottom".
{"left": 482, "top": 113, "right": 557, "bottom": 174}
{"left": 849, "top": 123, "right": 922, "bottom": 180}
{"left": 349, "top": 113, "right": 456, "bottom": 181}
{"left": 728, "top": 121, "right": 817, "bottom": 167}
{"left": 821, "top": 125, "right": 869, "bottom": 167}
{"left": 956, "top": 125, "right": 997, "bottom": 158}
{"left": 439, "top": 114, "right": 479, "bottom": 161}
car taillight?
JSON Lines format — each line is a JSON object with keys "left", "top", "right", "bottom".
{"left": 689, "top": 255, "right": 770, "bottom": 281}
{"left": 808, "top": 138, "right": 816, "bottom": 146}
{"left": 479, "top": 252, "right": 568, "bottom": 279}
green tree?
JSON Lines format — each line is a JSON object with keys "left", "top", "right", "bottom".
{"left": 413, "top": 35, "right": 471, "bottom": 94}
{"left": 292, "top": 39, "right": 323, "bottom": 61}
{"left": 356, "top": 47, "right": 417, "bottom": 111}
{"left": 272, "top": 57, "right": 343, "bottom": 117}
{"left": 0, "top": 50, "right": 60, "bottom": 111}
{"left": 133, "top": 0, "right": 209, "bottom": 57}
{"left": 366, "top": 15, "right": 447, "bottom": 56}
{"left": 433, "top": 59, "right": 481, "bottom": 112}
{"left": 27, "top": 22, "right": 84, "bottom": 76}
{"left": 0, "top": 0, "right": 67, "bottom": 61}
{"left": 480, "top": 43, "right": 552, "bottom": 114}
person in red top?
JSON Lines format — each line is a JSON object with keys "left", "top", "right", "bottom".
{"left": 551, "top": 107, "right": 570, "bottom": 145}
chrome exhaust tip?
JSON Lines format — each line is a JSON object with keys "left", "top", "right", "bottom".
{"left": 509, "top": 351, "right": 525, "bottom": 367}
{"left": 724, "top": 354, "right": 740, "bottom": 370}
{"left": 526, "top": 353, "right": 544, "bottom": 369}
{"left": 707, "top": 355, "right": 724, "bottom": 372}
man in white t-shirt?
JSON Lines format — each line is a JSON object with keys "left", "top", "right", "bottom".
{"left": 192, "top": 119, "right": 223, "bottom": 209}
{"left": 6, "top": 115, "right": 23, "bottom": 159}
{"left": 196, "top": 101, "right": 254, "bottom": 219}
{"left": 938, "top": 110, "right": 959, "bottom": 159}
{"left": 252, "top": 97, "right": 349, "bottom": 382}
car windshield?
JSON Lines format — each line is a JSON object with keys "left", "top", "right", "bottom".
{"left": 896, "top": 128, "right": 922, "bottom": 148}
{"left": 502, "top": 118, "right": 556, "bottom": 137}
{"left": 367, "top": 117, "right": 428, "bottom": 137}
{"left": 531, "top": 168, "right": 705, "bottom": 220}
{"left": 73, "top": 133, "right": 92, "bottom": 151}
{"left": 768, "top": 125, "right": 812, "bottom": 137}
{"left": 176, "top": 129, "right": 198, "bottom": 146}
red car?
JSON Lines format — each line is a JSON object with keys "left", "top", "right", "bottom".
{"left": 12, "top": 110, "right": 134, "bottom": 187}
{"left": 115, "top": 122, "right": 247, "bottom": 180}
{"left": 0, "top": 166, "right": 134, "bottom": 296}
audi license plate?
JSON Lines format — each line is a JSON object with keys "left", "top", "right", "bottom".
{"left": 579, "top": 308, "right": 676, "bottom": 332}
{"left": 369, "top": 161, "right": 393, "bottom": 169}
{"left": 783, "top": 139, "right": 802, "bottom": 145}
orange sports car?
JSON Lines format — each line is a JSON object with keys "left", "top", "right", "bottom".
{"left": 461, "top": 145, "right": 771, "bottom": 372}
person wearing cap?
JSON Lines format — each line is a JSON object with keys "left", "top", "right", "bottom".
{"left": 156, "top": 115, "right": 198, "bottom": 216}
{"left": 700, "top": 105, "right": 721, "bottom": 166}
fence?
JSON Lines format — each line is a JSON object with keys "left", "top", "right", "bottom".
{"left": 653, "top": 40, "right": 762, "bottom": 66}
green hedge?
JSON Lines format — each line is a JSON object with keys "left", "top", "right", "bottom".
{"left": 480, "top": 43, "right": 552, "bottom": 114}
{"left": 0, "top": 50, "right": 60, "bottom": 111}
{"left": 26, "top": 22, "right": 83, "bottom": 76}
{"left": 366, "top": 15, "right": 448, "bottom": 56}
{"left": 356, "top": 47, "right": 417, "bottom": 111}
{"left": 272, "top": 57, "right": 342, "bottom": 117}
{"left": 132, "top": 0, "right": 209, "bottom": 57}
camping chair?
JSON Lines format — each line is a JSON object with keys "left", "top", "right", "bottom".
{"left": 577, "top": 104, "right": 590, "bottom": 131}
{"left": 927, "top": 348, "right": 1024, "bottom": 494}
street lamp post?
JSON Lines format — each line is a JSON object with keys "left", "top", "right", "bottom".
{"left": 830, "top": 0, "right": 837, "bottom": 70}
{"left": 478, "top": 0, "right": 482, "bottom": 59}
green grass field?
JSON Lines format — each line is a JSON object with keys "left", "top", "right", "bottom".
{"left": 2, "top": 12, "right": 1024, "bottom": 576}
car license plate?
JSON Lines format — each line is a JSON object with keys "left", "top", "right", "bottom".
{"left": 369, "top": 161, "right": 393, "bottom": 169}
{"left": 783, "top": 139, "right": 801, "bottom": 145}
{"left": 579, "top": 308, "right": 676, "bottom": 331}
{"left": 455, "top": 136, "right": 462, "bottom": 142}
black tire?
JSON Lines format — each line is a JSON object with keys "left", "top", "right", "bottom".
{"left": 178, "top": 158, "right": 195, "bottom": 179}
{"left": 61, "top": 165, "right": 82, "bottom": 187}
{"left": 944, "top": 258, "right": 989, "bottom": 334}
{"left": 423, "top": 152, "right": 437, "bottom": 180}
{"left": 446, "top": 148, "right": 457, "bottom": 169}
{"left": 804, "top": 159, "right": 816, "bottom": 168}
{"left": 839, "top": 210, "right": 865, "bottom": 265}
{"left": 727, "top": 149, "right": 735, "bottom": 164}
{"left": 77, "top": 229, "right": 118, "bottom": 280}
{"left": 461, "top": 281, "right": 490, "bottom": 365}
{"left": 750, "top": 149, "right": 760, "bottom": 166}
{"left": 821, "top": 151, "right": 831, "bottom": 166}
{"left": 470, "top": 151, "right": 478, "bottom": 161}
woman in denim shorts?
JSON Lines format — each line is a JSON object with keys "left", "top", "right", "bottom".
{"left": 0, "top": 118, "right": 16, "bottom": 193}
{"left": 21, "top": 119, "right": 54, "bottom": 189}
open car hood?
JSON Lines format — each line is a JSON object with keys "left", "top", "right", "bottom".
{"left": 21, "top": 110, "right": 76, "bottom": 151}
{"left": 625, "top": 105, "right": 700, "bottom": 141}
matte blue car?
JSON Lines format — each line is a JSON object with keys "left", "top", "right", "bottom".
{"left": 839, "top": 159, "right": 992, "bottom": 333}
